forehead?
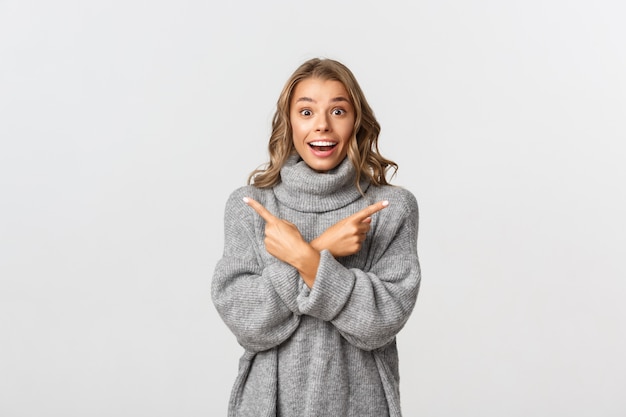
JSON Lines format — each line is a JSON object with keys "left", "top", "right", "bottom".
{"left": 291, "top": 78, "right": 351, "bottom": 103}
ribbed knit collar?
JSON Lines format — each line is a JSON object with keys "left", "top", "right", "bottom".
{"left": 273, "top": 154, "right": 370, "bottom": 213}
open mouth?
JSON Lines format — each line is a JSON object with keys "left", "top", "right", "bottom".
{"left": 309, "top": 141, "right": 337, "bottom": 152}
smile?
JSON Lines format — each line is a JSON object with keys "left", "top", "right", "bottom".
{"left": 308, "top": 141, "right": 337, "bottom": 152}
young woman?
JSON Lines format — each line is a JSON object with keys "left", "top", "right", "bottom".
{"left": 212, "top": 58, "right": 421, "bottom": 417}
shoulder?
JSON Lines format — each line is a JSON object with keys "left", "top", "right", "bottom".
{"left": 223, "top": 185, "right": 276, "bottom": 220}
{"left": 366, "top": 185, "right": 418, "bottom": 217}
{"left": 225, "top": 185, "right": 274, "bottom": 206}
{"left": 367, "top": 185, "right": 419, "bottom": 246}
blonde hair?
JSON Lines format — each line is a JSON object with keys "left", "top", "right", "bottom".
{"left": 248, "top": 58, "right": 397, "bottom": 193}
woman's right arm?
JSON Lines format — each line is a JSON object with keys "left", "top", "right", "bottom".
{"left": 211, "top": 189, "right": 301, "bottom": 353}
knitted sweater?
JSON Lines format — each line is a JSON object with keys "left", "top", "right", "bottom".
{"left": 211, "top": 155, "right": 420, "bottom": 417}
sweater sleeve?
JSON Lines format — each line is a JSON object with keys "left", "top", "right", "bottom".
{"left": 296, "top": 189, "right": 421, "bottom": 351}
{"left": 211, "top": 188, "right": 302, "bottom": 353}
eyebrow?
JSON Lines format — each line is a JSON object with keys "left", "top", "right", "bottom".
{"left": 294, "top": 96, "right": 350, "bottom": 104}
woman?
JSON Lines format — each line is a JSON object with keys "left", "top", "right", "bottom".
{"left": 212, "top": 57, "right": 421, "bottom": 417}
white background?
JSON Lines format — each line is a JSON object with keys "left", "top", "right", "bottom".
{"left": 1, "top": 0, "right": 625, "bottom": 416}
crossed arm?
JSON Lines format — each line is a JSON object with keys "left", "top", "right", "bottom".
{"left": 243, "top": 196, "right": 389, "bottom": 288}
{"left": 213, "top": 192, "right": 419, "bottom": 352}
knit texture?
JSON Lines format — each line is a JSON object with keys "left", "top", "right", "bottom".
{"left": 212, "top": 155, "right": 421, "bottom": 417}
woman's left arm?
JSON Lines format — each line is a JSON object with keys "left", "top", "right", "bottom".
{"left": 297, "top": 190, "right": 421, "bottom": 351}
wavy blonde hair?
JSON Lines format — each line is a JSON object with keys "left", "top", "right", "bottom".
{"left": 248, "top": 58, "right": 397, "bottom": 193}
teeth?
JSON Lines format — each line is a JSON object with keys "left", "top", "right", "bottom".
{"left": 309, "top": 141, "right": 336, "bottom": 146}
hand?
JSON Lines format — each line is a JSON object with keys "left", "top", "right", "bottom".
{"left": 311, "top": 200, "right": 389, "bottom": 257}
{"left": 244, "top": 197, "right": 320, "bottom": 287}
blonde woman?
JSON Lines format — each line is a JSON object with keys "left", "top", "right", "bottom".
{"left": 212, "top": 58, "right": 421, "bottom": 417}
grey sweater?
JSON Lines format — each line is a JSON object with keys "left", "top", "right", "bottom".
{"left": 211, "top": 155, "right": 420, "bottom": 417}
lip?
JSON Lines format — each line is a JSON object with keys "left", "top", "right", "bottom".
{"left": 307, "top": 139, "right": 338, "bottom": 158}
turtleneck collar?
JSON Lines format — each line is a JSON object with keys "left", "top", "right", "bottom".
{"left": 273, "top": 154, "right": 370, "bottom": 213}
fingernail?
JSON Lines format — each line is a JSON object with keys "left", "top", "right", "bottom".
{"left": 243, "top": 197, "right": 250, "bottom": 204}
{"left": 382, "top": 200, "right": 389, "bottom": 207}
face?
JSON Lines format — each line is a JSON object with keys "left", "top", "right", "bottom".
{"left": 290, "top": 78, "right": 355, "bottom": 173}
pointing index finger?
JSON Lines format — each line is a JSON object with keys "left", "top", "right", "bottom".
{"left": 353, "top": 200, "right": 389, "bottom": 221}
{"left": 243, "top": 197, "right": 276, "bottom": 222}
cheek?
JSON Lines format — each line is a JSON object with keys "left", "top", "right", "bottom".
{"left": 290, "top": 118, "right": 307, "bottom": 137}
{"left": 291, "top": 124, "right": 304, "bottom": 141}
{"left": 341, "top": 122, "right": 355, "bottom": 140}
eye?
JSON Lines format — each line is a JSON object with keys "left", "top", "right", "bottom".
{"left": 300, "top": 109, "right": 312, "bottom": 116}
{"left": 332, "top": 108, "right": 346, "bottom": 116}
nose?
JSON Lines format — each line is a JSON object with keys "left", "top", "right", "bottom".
{"left": 315, "top": 114, "right": 330, "bottom": 132}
